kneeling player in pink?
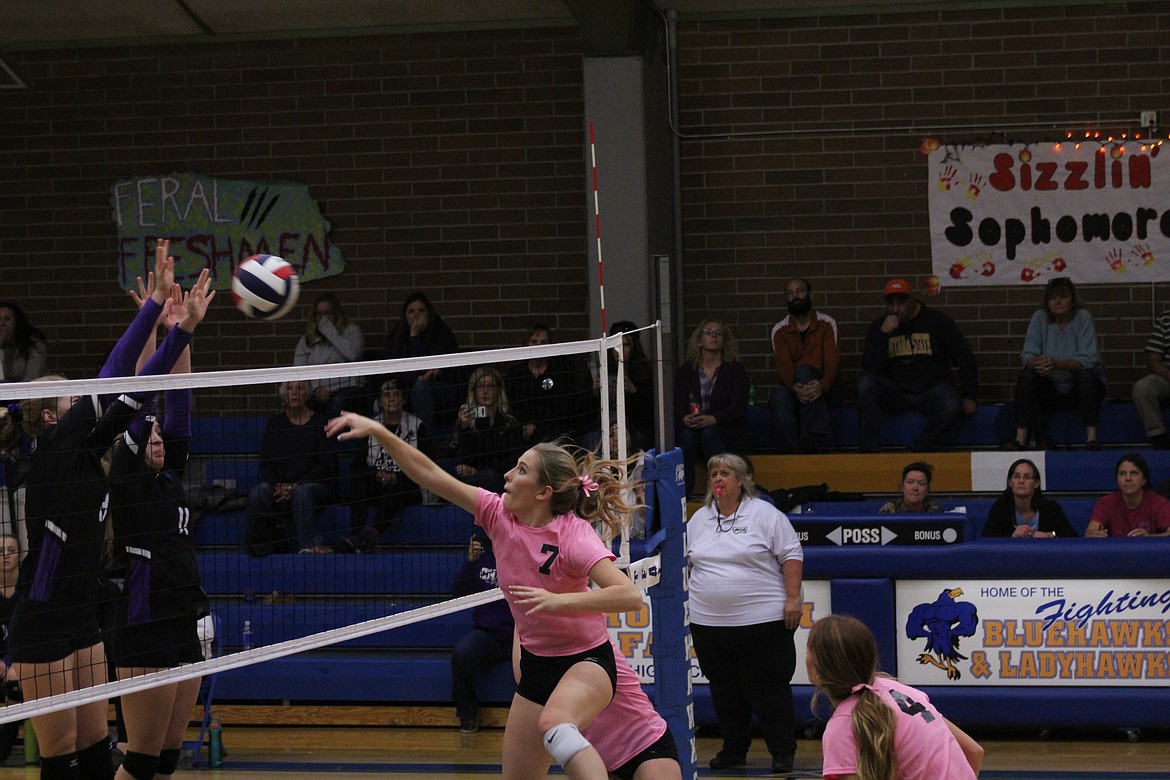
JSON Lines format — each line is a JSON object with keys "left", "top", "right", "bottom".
{"left": 807, "top": 614, "right": 983, "bottom": 780}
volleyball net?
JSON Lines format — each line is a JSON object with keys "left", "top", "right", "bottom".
{"left": 0, "top": 324, "right": 695, "bottom": 777}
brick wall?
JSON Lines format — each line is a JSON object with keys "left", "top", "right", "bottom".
{"left": 0, "top": 28, "right": 590, "bottom": 378}
{"left": 2, "top": 5, "right": 1168, "bottom": 410}
{"left": 676, "top": 5, "right": 1170, "bottom": 402}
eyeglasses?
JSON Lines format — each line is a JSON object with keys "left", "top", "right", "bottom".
{"left": 702, "top": 328, "right": 723, "bottom": 336}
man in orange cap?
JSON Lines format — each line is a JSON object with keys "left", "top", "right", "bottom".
{"left": 856, "top": 278, "right": 979, "bottom": 452}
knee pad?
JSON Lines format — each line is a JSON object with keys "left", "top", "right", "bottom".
{"left": 121, "top": 751, "right": 160, "bottom": 780}
{"left": 76, "top": 737, "right": 114, "bottom": 780}
{"left": 39, "top": 753, "right": 78, "bottom": 780}
{"left": 542, "top": 722, "right": 592, "bottom": 767}
{"left": 157, "top": 747, "right": 181, "bottom": 776}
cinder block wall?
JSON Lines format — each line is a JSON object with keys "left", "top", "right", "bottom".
{"left": 675, "top": 6, "right": 1170, "bottom": 401}
{"left": 1, "top": 5, "right": 1167, "bottom": 406}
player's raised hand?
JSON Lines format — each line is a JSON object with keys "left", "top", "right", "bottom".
{"left": 178, "top": 268, "right": 216, "bottom": 332}
{"left": 151, "top": 239, "right": 175, "bottom": 304}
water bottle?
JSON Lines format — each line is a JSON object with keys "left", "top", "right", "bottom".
{"left": 748, "top": 384, "right": 757, "bottom": 407}
{"left": 208, "top": 717, "right": 223, "bottom": 768}
{"left": 242, "top": 620, "right": 253, "bottom": 651}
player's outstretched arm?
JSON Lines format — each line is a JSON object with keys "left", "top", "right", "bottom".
{"left": 945, "top": 717, "right": 984, "bottom": 776}
{"left": 327, "top": 411, "right": 478, "bottom": 513}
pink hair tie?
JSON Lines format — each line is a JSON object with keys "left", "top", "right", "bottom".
{"left": 579, "top": 475, "right": 600, "bottom": 497}
{"left": 850, "top": 683, "right": 876, "bottom": 695}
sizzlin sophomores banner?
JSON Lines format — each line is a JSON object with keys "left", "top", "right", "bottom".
{"left": 897, "top": 579, "right": 1170, "bottom": 687}
{"left": 928, "top": 143, "right": 1169, "bottom": 286}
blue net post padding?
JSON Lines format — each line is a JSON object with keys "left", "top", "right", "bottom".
{"left": 642, "top": 448, "right": 697, "bottom": 780}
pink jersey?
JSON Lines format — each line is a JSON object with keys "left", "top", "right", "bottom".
{"left": 475, "top": 489, "right": 615, "bottom": 656}
{"left": 821, "top": 677, "right": 975, "bottom": 780}
{"left": 583, "top": 639, "right": 669, "bottom": 771}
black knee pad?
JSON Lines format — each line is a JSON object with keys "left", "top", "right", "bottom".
{"left": 76, "top": 737, "right": 114, "bottom": 780}
{"left": 157, "top": 747, "right": 181, "bottom": 776}
{"left": 121, "top": 751, "right": 160, "bottom": 780}
{"left": 40, "top": 753, "right": 78, "bottom": 780}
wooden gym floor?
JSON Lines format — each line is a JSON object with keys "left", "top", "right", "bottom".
{"left": 0, "top": 723, "right": 1164, "bottom": 779}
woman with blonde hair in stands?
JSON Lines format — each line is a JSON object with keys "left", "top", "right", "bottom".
{"left": 293, "top": 291, "right": 365, "bottom": 418}
{"left": 807, "top": 614, "right": 983, "bottom": 780}
{"left": 672, "top": 319, "right": 751, "bottom": 493}
{"left": 327, "top": 411, "right": 643, "bottom": 780}
{"left": 455, "top": 366, "right": 526, "bottom": 494}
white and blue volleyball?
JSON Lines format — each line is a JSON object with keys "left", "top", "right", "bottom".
{"left": 232, "top": 254, "right": 300, "bottom": 320}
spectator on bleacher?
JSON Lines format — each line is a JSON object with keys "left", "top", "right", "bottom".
{"left": 0, "top": 534, "right": 22, "bottom": 761}
{"left": 1003, "top": 277, "right": 1105, "bottom": 451}
{"left": 769, "top": 278, "right": 839, "bottom": 454}
{"left": 450, "top": 531, "right": 514, "bottom": 734}
{"left": 246, "top": 380, "right": 335, "bottom": 555}
{"left": 673, "top": 319, "right": 751, "bottom": 494}
{"left": 507, "top": 324, "right": 588, "bottom": 446}
{"left": 333, "top": 377, "right": 429, "bottom": 553}
{"left": 858, "top": 279, "right": 979, "bottom": 452}
{"left": 386, "top": 292, "right": 460, "bottom": 434}
{"left": 0, "top": 301, "right": 47, "bottom": 382}
{"left": 879, "top": 461, "right": 943, "bottom": 514}
{"left": 1085, "top": 452, "right": 1170, "bottom": 537}
{"left": 584, "top": 321, "right": 655, "bottom": 452}
{"left": 293, "top": 291, "right": 365, "bottom": 419}
{"left": 981, "top": 458, "right": 1077, "bottom": 538}
{"left": 1131, "top": 307, "right": 1170, "bottom": 449}
{"left": 455, "top": 367, "right": 525, "bottom": 494}
{"left": 686, "top": 452, "right": 803, "bottom": 773}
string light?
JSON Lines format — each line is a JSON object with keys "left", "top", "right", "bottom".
{"left": 921, "top": 124, "right": 1169, "bottom": 158}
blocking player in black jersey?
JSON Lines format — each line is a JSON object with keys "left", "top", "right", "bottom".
{"left": 107, "top": 331, "right": 208, "bottom": 780}
{"left": 5, "top": 241, "right": 214, "bottom": 780}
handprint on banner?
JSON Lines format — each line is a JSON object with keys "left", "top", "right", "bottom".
{"left": 1019, "top": 253, "right": 1065, "bottom": 283}
{"left": 1106, "top": 248, "right": 1126, "bottom": 274}
{"left": 948, "top": 251, "right": 994, "bottom": 280}
{"left": 1132, "top": 243, "right": 1155, "bottom": 267}
{"left": 938, "top": 164, "right": 958, "bottom": 191}
{"left": 966, "top": 173, "right": 984, "bottom": 200}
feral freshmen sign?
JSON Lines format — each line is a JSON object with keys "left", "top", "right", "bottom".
{"left": 111, "top": 174, "right": 346, "bottom": 291}
{"left": 928, "top": 144, "right": 1169, "bottom": 286}
{"left": 897, "top": 579, "right": 1170, "bottom": 687}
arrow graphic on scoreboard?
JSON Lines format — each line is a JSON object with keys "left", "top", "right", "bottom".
{"left": 826, "top": 526, "right": 899, "bottom": 545}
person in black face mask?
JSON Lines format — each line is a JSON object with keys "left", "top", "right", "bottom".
{"left": 768, "top": 278, "right": 839, "bottom": 453}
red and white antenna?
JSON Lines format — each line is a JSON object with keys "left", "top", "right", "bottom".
{"left": 588, "top": 120, "right": 606, "bottom": 336}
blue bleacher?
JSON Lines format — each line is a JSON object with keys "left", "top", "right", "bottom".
{"left": 747, "top": 402, "right": 1169, "bottom": 452}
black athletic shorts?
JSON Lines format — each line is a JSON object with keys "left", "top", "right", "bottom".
{"left": 112, "top": 615, "right": 204, "bottom": 669}
{"left": 516, "top": 638, "right": 618, "bottom": 706}
{"left": 7, "top": 600, "right": 103, "bottom": 664}
{"left": 612, "top": 727, "right": 679, "bottom": 780}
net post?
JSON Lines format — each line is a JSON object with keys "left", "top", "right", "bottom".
{"left": 644, "top": 447, "right": 697, "bottom": 780}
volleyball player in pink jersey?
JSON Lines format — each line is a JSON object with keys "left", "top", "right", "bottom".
{"left": 512, "top": 634, "right": 681, "bottom": 780}
{"left": 579, "top": 639, "right": 680, "bottom": 780}
{"left": 328, "top": 413, "right": 646, "bottom": 780}
{"left": 807, "top": 614, "right": 983, "bottom": 780}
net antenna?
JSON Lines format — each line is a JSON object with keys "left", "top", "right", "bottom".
{"left": 589, "top": 119, "right": 607, "bottom": 336}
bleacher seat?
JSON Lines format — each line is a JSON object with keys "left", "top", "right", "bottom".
{"left": 746, "top": 402, "right": 1170, "bottom": 453}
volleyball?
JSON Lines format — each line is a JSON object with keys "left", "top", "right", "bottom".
{"left": 232, "top": 254, "right": 300, "bottom": 320}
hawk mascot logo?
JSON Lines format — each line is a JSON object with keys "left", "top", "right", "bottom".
{"left": 906, "top": 587, "right": 979, "bottom": 680}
